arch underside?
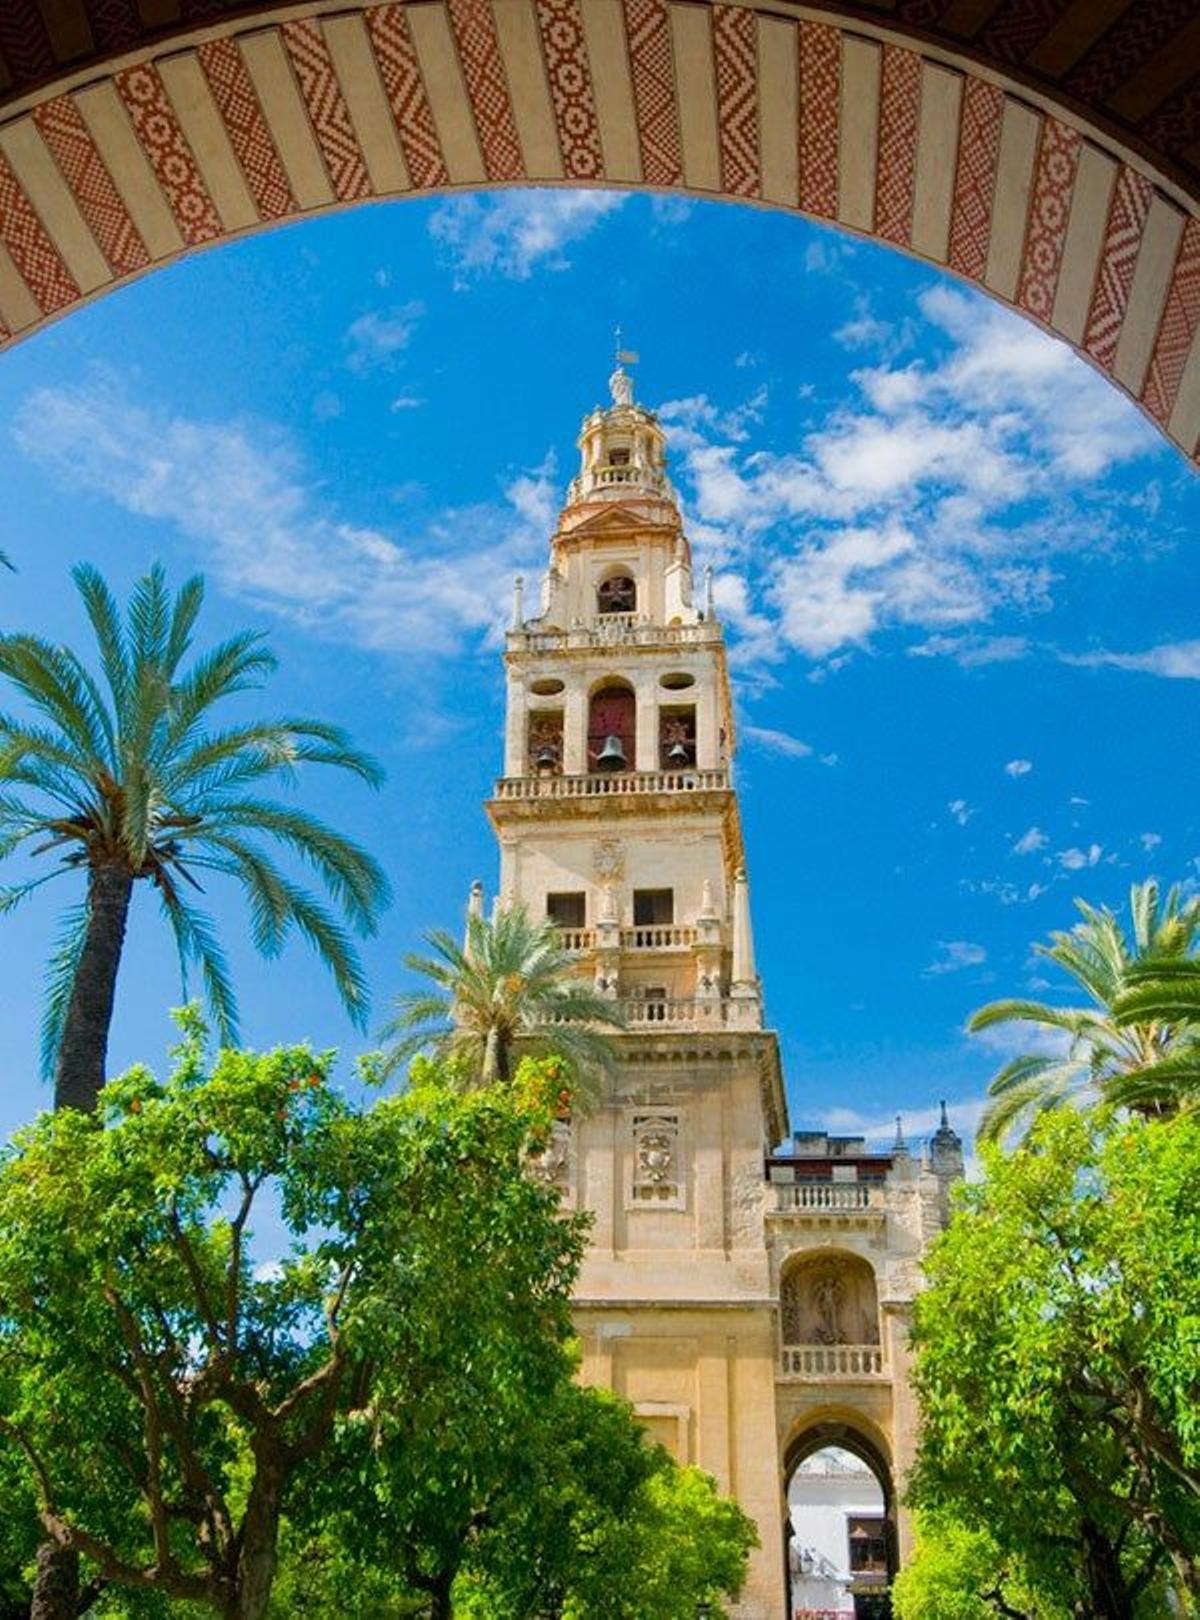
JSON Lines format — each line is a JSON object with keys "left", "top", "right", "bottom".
{"left": 0, "top": 1, "right": 1196, "bottom": 464}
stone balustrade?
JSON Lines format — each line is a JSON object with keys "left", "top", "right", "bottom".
{"left": 493, "top": 769, "right": 728, "bottom": 802}
{"left": 620, "top": 924, "right": 698, "bottom": 950}
{"left": 620, "top": 997, "right": 729, "bottom": 1027}
{"left": 510, "top": 619, "right": 719, "bottom": 653}
{"left": 772, "top": 1183, "right": 884, "bottom": 1214}
{"left": 778, "top": 1344, "right": 885, "bottom": 1379}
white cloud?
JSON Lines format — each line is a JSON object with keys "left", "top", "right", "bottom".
{"left": 925, "top": 940, "right": 987, "bottom": 976}
{"left": 653, "top": 283, "right": 1162, "bottom": 671}
{"left": 428, "top": 189, "right": 626, "bottom": 283}
{"left": 947, "top": 799, "right": 974, "bottom": 827}
{"left": 1057, "top": 844, "right": 1102, "bottom": 871}
{"left": 1062, "top": 640, "right": 1200, "bottom": 679}
{"left": 1012, "top": 826, "right": 1048, "bottom": 855}
{"left": 344, "top": 300, "right": 423, "bottom": 373}
{"left": 908, "top": 633, "right": 1031, "bottom": 667}
{"left": 1140, "top": 832, "right": 1163, "bottom": 852}
{"left": 11, "top": 377, "right": 552, "bottom": 660}
{"left": 743, "top": 725, "right": 814, "bottom": 759}
{"left": 1005, "top": 758, "right": 1033, "bottom": 777}
{"left": 389, "top": 393, "right": 423, "bottom": 412}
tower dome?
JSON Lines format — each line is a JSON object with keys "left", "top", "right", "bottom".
{"left": 565, "top": 362, "right": 677, "bottom": 509}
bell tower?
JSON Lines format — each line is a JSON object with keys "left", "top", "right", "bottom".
{"left": 486, "top": 362, "right": 789, "bottom": 1619}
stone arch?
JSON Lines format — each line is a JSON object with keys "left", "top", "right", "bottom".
{"left": 586, "top": 676, "right": 634, "bottom": 771}
{"left": 0, "top": 3, "right": 1196, "bottom": 463}
{"left": 783, "top": 1410, "right": 900, "bottom": 1606}
{"left": 779, "top": 1248, "right": 881, "bottom": 1350}
{"left": 594, "top": 564, "right": 638, "bottom": 617}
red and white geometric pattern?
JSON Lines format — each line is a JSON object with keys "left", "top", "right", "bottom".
{"left": 282, "top": 20, "right": 372, "bottom": 204}
{"left": 623, "top": 0, "right": 682, "bottom": 188}
{"left": 364, "top": 3, "right": 449, "bottom": 191}
{"left": 799, "top": 21, "right": 839, "bottom": 220}
{"left": 446, "top": 0, "right": 524, "bottom": 183}
{"left": 713, "top": 6, "right": 759, "bottom": 201}
{"left": 1084, "top": 164, "right": 1154, "bottom": 371}
{"left": 1015, "top": 115, "right": 1080, "bottom": 323}
{"left": 34, "top": 93, "right": 150, "bottom": 277}
{"left": 948, "top": 77, "right": 1003, "bottom": 283}
{"left": 0, "top": 148, "right": 78, "bottom": 313}
{"left": 1142, "top": 214, "right": 1200, "bottom": 425}
{"left": 875, "top": 45, "right": 921, "bottom": 247}
{"left": 0, "top": 3, "right": 1196, "bottom": 464}
{"left": 114, "top": 63, "right": 223, "bottom": 246}
{"left": 535, "top": 0, "right": 604, "bottom": 181}
{"left": 198, "top": 39, "right": 296, "bottom": 223}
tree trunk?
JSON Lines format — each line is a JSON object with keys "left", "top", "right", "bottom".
{"left": 52, "top": 864, "right": 134, "bottom": 1113}
{"left": 28, "top": 1544, "right": 77, "bottom": 1620}
{"left": 427, "top": 1570, "right": 454, "bottom": 1620}
{"left": 226, "top": 1458, "right": 284, "bottom": 1620}
{"left": 1082, "top": 1519, "right": 1135, "bottom": 1620}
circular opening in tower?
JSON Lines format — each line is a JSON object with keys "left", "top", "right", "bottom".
{"left": 660, "top": 671, "right": 696, "bottom": 690}
{"left": 530, "top": 677, "right": 565, "bottom": 695}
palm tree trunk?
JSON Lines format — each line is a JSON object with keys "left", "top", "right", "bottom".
{"left": 52, "top": 864, "right": 133, "bottom": 1114}
{"left": 35, "top": 866, "right": 133, "bottom": 1617}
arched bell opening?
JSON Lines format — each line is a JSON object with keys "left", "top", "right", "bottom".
{"left": 587, "top": 680, "right": 635, "bottom": 774}
{"left": 596, "top": 571, "right": 637, "bottom": 617}
{"left": 784, "top": 1420, "right": 898, "bottom": 1620}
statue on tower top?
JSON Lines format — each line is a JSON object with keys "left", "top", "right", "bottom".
{"left": 609, "top": 365, "right": 633, "bottom": 406}
{"left": 609, "top": 330, "right": 639, "bottom": 406}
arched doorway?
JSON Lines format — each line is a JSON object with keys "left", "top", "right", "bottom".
{"left": 0, "top": 3, "right": 1196, "bottom": 463}
{"left": 785, "top": 1422, "right": 898, "bottom": 1620}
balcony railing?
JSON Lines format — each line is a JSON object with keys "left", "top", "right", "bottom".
{"left": 510, "top": 619, "right": 719, "bottom": 652}
{"left": 557, "top": 928, "right": 595, "bottom": 952}
{"left": 621, "top": 924, "right": 698, "bottom": 950}
{"left": 772, "top": 1183, "right": 884, "bottom": 1214}
{"left": 779, "top": 1344, "right": 885, "bottom": 1379}
{"left": 493, "top": 769, "right": 728, "bottom": 802}
{"left": 620, "top": 997, "right": 729, "bottom": 1027}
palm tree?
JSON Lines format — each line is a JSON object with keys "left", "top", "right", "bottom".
{"left": 971, "top": 880, "right": 1200, "bottom": 1145}
{"left": 0, "top": 563, "right": 389, "bottom": 1113}
{"left": 381, "top": 902, "right": 625, "bottom": 1098}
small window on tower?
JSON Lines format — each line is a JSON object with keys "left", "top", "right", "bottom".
{"left": 597, "top": 575, "right": 636, "bottom": 615}
{"left": 547, "top": 892, "right": 586, "bottom": 928}
{"left": 633, "top": 889, "right": 674, "bottom": 925}
{"left": 609, "top": 448, "right": 630, "bottom": 465}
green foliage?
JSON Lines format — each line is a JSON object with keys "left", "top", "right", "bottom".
{"left": 381, "top": 903, "right": 625, "bottom": 1098}
{"left": 970, "top": 880, "right": 1200, "bottom": 1143}
{"left": 909, "top": 1108, "right": 1200, "bottom": 1615}
{"left": 0, "top": 562, "right": 388, "bottom": 1076}
{"left": 892, "top": 1513, "right": 1070, "bottom": 1619}
{"left": 0, "top": 1031, "right": 584, "bottom": 1620}
{"left": 452, "top": 1382, "right": 755, "bottom": 1619}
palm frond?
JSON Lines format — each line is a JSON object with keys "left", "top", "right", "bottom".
{"left": 163, "top": 572, "right": 205, "bottom": 677}
{"left": 39, "top": 904, "right": 89, "bottom": 1081}
{"left": 159, "top": 891, "right": 239, "bottom": 1048}
{"left": 71, "top": 564, "right": 128, "bottom": 722}
{"left": 197, "top": 800, "right": 387, "bottom": 932}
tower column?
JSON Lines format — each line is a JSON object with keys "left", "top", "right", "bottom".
{"left": 504, "top": 671, "right": 526, "bottom": 777}
{"left": 564, "top": 679, "right": 587, "bottom": 775}
{"left": 635, "top": 672, "right": 657, "bottom": 772}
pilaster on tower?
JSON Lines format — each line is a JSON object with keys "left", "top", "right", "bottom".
{"left": 487, "top": 364, "right": 776, "bottom": 1076}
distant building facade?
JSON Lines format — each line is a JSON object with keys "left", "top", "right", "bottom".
{"left": 482, "top": 367, "right": 963, "bottom": 1618}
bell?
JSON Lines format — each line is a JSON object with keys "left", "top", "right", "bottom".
{"left": 665, "top": 740, "right": 690, "bottom": 765}
{"left": 533, "top": 743, "right": 559, "bottom": 771}
{"left": 596, "top": 734, "right": 627, "bottom": 771}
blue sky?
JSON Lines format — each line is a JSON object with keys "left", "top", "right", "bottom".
{"left": 0, "top": 187, "right": 1197, "bottom": 1155}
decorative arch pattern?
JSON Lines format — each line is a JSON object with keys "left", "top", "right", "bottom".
{"left": 0, "top": 1, "right": 1196, "bottom": 462}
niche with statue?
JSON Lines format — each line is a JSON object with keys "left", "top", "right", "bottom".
{"left": 780, "top": 1253, "right": 881, "bottom": 1347}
